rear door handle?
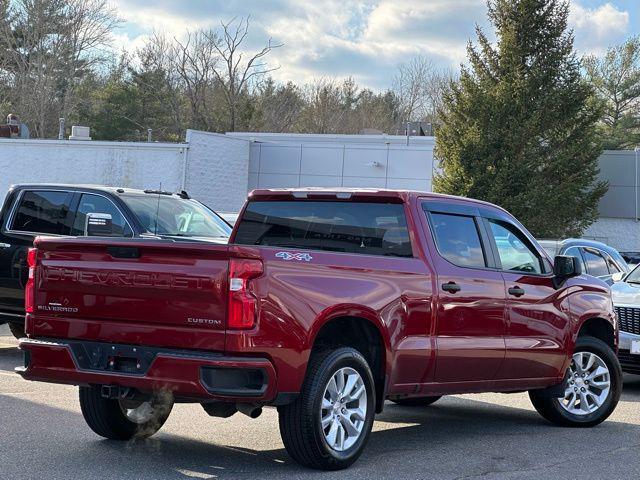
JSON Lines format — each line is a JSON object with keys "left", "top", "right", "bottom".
{"left": 442, "top": 282, "right": 461, "bottom": 293}
{"left": 508, "top": 286, "right": 525, "bottom": 297}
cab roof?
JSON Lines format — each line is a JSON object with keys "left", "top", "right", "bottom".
{"left": 248, "top": 187, "right": 504, "bottom": 210}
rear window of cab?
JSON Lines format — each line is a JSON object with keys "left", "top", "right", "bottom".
{"left": 234, "top": 201, "right": 413, "bottom": 258}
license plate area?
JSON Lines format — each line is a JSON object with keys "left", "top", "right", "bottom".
{"left": 69, "top": 342, "right": 155, "bottom": 375}
{"left": 631, "top": 340, "right": 640, "bottom": 355}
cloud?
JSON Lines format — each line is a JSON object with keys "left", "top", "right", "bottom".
{"left": 569, "top": 1, "right": 630, "bottom": 53}
{"left": 108, "top": 0, "right": 635, "bottom": 89}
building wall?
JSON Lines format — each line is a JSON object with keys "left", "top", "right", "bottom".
{"left": 584, "top": 217, "right": 640, "bottom": 252}
{"left": 184, "top": 130, "right": 249, "bottom": 213}
{"left": 0, "top": 138, "right": 186, "bottom": 205}
{"left": 597, "top": 150, "right": 639, "bottom": 219}
{"left": 0, "top": 131, "right": 250, "bottom": 214}
{"left": 228, "top": 132, "right": 435, "bottom": 192}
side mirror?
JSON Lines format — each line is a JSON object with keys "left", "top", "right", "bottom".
{"left": 85, "top": 213, "right": 113, "bottom": 236}
{"left": 611, "top": 271, "right": 625, "bottom": 283}
{"left": 554, "top": 255, "right": 582, "bottom": 281}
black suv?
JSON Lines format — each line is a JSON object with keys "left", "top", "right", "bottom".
{"left": 0, "top": 184, "right": 231, "bottom": 338}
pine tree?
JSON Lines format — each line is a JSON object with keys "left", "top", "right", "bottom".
{"left": 434, "top": 0, "right": 607, "bottom": 238}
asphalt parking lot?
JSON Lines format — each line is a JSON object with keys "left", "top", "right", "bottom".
{"left": 1, "top": 324, "right": 639, "bottom": 480}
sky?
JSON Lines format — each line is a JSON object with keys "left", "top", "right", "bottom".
{"left": 110, "top": 0, "right": 640, "bottom": 90}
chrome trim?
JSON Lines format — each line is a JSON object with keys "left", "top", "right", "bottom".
{"left": 3, "top": 188, "right": 134, "bottom": 238}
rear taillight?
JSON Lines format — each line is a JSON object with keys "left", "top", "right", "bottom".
{"left": 227, "top": 258, "right": 263, "bottom": 329}
{"left": 25, "top": 248, "right": 37, "bottom": 314}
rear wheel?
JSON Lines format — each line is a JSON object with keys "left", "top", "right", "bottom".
{"left": 8, "top": 322, "right": 25, "bottom": 339}
{"left": 391, "top": 396, "right": 442, "bottom": 407}
{"left": 278, "top": 347, "right": 376, "bottom": 470}
{"left": 79, "top": 386, "right": 173, "bottom": 440}
{"left": 529, "top": 336, "right": 621, "bottom": 427}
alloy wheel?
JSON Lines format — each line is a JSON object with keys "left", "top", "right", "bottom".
{"left": 557, "top": 351, "right": 611, "bottom": 416}
{"left": 320, "top": 367, "right": 367, "bottom": 452}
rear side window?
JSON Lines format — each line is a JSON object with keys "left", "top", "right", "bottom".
{"left": 234, "top": 201, "right": 413, "bottom": 257}
{"left": 429, "top": 213, "right": 486, "bottom": 268}
{"left": 10, "top": 190, "right": 72, "bottom": 235}
{"left": 583, "top": 248, "right": 609, "bottom": 277}
{"left": 71, "top": 194, "right": 133, "bottom": 237}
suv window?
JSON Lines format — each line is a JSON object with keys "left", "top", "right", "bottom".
{"left": 583, "top": 248, "right": 609, "bottom": 277}
{"left": 488, "top": 220, "right": 542, "bottom": 274}
{"left": 71, "top": 194, "right": 132, "bottom": 237}
{"left": 429, "top": 213, "right": 486, "bottom": 268}
{"left": 234, "top": 201, "right": 413, "bottom": 257}
{"left": 603, "top": 252, "right": 621, "bottom": 274}
{"left": 10, "top": 190, "right": 72, "bottom": 235}
{"left": 564, "top": 246, "right": 586, "bottom": 273}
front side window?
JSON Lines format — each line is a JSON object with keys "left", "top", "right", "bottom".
{"left": 429, "top": 213, "right": 486, "bottom": 268}
{"left": 234, "top": 201, "right": 413, "bottom": 257}
{"left": 10, "top": 190, "right": 72, "bottom": 235}
{"left": 71, "top": 194, "right": 132, "bottom": 237}
{"left": 488, "top": 220, "right": 542, "bottom": 274}
{"left": 583, "top": 248, "right": 610, "bottom": 277}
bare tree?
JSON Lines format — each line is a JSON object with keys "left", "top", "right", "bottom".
{"left": 0, "top": 0, "right": 120, "bottom": 137}
{"left": 393, "top": 55, "right": 455, "bottom": 132}
{"left": 211, "top": 16, "right": 282, "bottom": 131}
{"left": 171, "top": 29, "right": 221, "bottom": 131}
{"left": 298, "top": 78, "right": 347, "bottom": 134}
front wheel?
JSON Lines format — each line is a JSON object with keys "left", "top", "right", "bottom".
{"left": 529, "top": 336, "right": 621, "bottom": 427}
{"left": 278, "top": 347, "right": 376, "bottom": 470}
{"left": 79, "top": 386, "right": 173, "bottom": 440}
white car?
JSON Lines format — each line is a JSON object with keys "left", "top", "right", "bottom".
{"left": 610, "top": 265, "right": 640, "bottom": 374}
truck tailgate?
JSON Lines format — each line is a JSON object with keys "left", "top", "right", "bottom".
{"left": 29, "top": 237, "right": 230, "bottom": 351}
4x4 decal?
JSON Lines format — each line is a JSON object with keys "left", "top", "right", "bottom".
{"left": 275, "top": 251, "right": 313, "bottom": 262}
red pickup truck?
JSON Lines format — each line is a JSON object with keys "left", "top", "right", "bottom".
{"left": 17, "top": 189, "right": 621, "bottom": 470}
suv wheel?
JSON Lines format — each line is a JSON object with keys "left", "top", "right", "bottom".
{"left": 391, "top": 396, "right": 442, "bottom": 407}
{"left": 8, "top": 322, "right": 25, "bottom": 339}
{"left": 529, "top": 336, "right": 621, "bottom": 427}
{"left": 278, "top": 347, "right": 376, "bottom": 470}
{"left": 79, "top": 386, "right": 173, "bottom": 440}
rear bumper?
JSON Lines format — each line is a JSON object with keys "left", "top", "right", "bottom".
{"left": 16, "top": 338, "right": 278, "bottom": 403}
{"left": 619, "top": 331, "right": 640, "bottom": 375}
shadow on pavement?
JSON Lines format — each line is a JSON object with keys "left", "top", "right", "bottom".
{"left": 2, "top": 389, "right": 640, "bottom": 480}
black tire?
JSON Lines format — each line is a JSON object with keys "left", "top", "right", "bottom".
{"left": 278, "top": 347, "right": 376, "bottom": 470}
{"left": 529, "top": 336, "right": 622, "bottom": 428}
{"left": 79, "top": 386, "right": 173, "bottom": 440}
{"left": 391, "top": 396, "right": 442, "bottom": 407}
{"left": 8, "top": 322, "right": 25, "bottom": 339}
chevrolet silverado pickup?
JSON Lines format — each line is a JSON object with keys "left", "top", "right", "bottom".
{"left": 0, "top": 184, "right": 231, "bottom": 338}
{"left": 17, "top": 189, "right": 622, "bottom": 470}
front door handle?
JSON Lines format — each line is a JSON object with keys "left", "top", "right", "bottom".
{"left": 508, "top": 286, "right": 525, "bottom": 297}
{"left": 442, "top": 282, "right": 461, "bottom": 293}
{"left": 0, "top": 243, "right": 10, "bottom": 249}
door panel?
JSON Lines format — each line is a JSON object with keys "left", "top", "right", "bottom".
{"left": 435, "top": 270, "right": 507, "bottom": 382}
{"left": 484, "top": 218, "right": 569, "bottom": 380}
{"left": 0, "top": 190, "right": 73, "bottom": 314}
{"left": 424, "top": 208, "right": 507, "bottom": 383}
{"left": 497, "top": 272, "right": 569, "bottom": 379}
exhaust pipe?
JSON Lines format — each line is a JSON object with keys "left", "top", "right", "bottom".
{"left": 236, "top": 403, "right": 262, "bottom": 419}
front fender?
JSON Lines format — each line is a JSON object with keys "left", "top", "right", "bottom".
{"left": 564, "top": 275, "right": 617, "bottom": 358}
